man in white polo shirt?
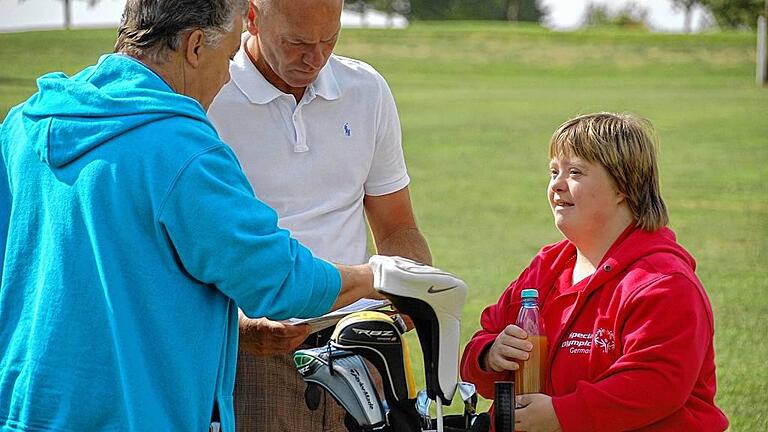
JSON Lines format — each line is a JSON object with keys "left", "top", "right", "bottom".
{"left": 207, "top": 0, "right": 432, "bottom": 430}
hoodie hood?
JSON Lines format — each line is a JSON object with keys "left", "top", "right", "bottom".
{"left": 20, "top": 54, "right": 213, "bottom": 167}
{"left": 525, "top": 226, "right": 697, "bottom": 298}
{"left": 600, "top": 225, "right": 696, "bottom": 275}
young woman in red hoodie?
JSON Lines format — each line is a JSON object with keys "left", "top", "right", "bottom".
{"left": 460, "top": 113, "right": 728, "bottom": 432}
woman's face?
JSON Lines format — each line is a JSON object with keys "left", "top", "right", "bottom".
{"left": 548, "top": 155, "right": 625, "bottom": 240}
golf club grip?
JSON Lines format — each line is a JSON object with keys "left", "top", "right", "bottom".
{"left": 494, "top": 381, "right": 515, "bottom": 432}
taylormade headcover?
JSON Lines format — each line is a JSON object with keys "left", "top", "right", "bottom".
{"left": 331, "top": 311, "right": 415, "bottom": 403}
{"left": 368, "top": 255, "right": 467, "bottom": 403}
{"left": 294, "top": 347, "right": 386, "bottom": 429}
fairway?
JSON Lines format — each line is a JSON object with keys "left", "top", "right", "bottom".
{"left": 2, "top": 22, "right": 766, "bottom": 430}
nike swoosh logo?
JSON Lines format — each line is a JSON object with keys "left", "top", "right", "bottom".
{"left": 427, "top": 285, "right": 458, "bottom": 294}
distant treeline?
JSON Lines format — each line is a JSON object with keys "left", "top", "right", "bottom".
{"left": 346, "top": 0, "right": 547, "bottom": 22}
{"left": 349, "top": 0, "right": 767, "bottom": 30}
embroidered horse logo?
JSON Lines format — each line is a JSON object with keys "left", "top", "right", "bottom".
{"left": 593, "top": 328, "right": 616, "bottom": 354}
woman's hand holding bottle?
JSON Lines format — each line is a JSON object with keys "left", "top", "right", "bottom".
{"left": 482, "top": 324, "right": 533, "bottom": 373}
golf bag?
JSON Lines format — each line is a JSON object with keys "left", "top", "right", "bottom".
{"left": 295, "top": 255, "right": 489, "bottom": 432}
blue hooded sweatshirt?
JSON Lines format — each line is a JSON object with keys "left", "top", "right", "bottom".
{"left": 0, "top": 54, "right": 341, "bottom": 432}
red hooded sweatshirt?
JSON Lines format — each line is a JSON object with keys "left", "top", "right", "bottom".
{"left": 460, "top": 227, "right": 728, "bottom": 431}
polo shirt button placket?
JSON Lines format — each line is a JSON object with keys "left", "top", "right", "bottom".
{"left": 293, "top": 108, "right": 309, "bottom": 153}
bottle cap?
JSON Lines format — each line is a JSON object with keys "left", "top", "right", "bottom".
{"left": 521, "top": 288, "right": 539, "bottom": 299}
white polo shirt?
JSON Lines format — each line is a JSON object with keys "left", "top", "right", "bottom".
{"left": 208, "top": 37, "right": 410, "bottom": 265}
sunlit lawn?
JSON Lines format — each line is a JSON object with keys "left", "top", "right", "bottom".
{"left": 1, "top": 22, "right": 766, "bottom": 430}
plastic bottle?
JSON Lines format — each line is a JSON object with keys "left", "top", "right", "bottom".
{"left": 515, "top": 288, "right": 548, "bottom": 395}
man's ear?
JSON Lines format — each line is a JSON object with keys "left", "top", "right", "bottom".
{"left": 184, "top": 29, "right": 206, "bottom": 69}
{"left": 246, "top": 1, "right": 259, "bottom": 36}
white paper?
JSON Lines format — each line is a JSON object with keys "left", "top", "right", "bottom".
{"left": 286, "top": 298, "right": 391, "bottom": 333}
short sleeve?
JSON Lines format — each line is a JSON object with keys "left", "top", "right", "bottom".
{"left": 363, "top": 73, "right": 410, "bottom": 196}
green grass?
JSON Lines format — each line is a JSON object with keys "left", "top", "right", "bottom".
{"left": 2, "top": 22, "right": 766, "bottom": 430}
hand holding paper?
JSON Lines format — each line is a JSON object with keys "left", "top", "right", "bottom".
{"left": 286, "top": 298, "right": 391, "bottom": 334}
{"left": 239, "top": 312, "right": 311, "bottom": 356}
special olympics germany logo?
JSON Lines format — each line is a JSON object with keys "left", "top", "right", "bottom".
{"left": 593, "top": 328, "right": 616, "bottom": 354}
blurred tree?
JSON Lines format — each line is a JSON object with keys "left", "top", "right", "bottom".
{"left": 503, "top": 0, "right": 547, "bottom": 22}
{"left": 406, "top": 0, "right": 546, "bottom": 21}
{"left": 356, "top": 0, "right": 412, "bottom": 26}
{"left": 391, "top": 0, "right": 412, "bottom": 16}
{"left": 584, "top": 1, "right": 650, "bottom": 30}
{"left": 366, "top": 0, "right": 389, "bottom": 9}
{"left": 700, "top": 0, "right": 765, "bottom": 30}
{"left": 452, "top": 0, "right": 506, "bottom": 20}
{"left": 670, "top": 0, "right": 702, "bottom": 33}
{"left": 346, "top": 0, "right": 369, "bottom": 26}
{"left": 20, "top": 0, "right": 100, "bottom": 30}
{"left": 406, "top": 0, "right": 444, "bottom": 20}
{"left": 584, "top": 3, "right": 612, "bottom": 27}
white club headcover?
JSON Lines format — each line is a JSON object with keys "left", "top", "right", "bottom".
{"left": 368, "top": 255, "right": 467, "bottom": 402}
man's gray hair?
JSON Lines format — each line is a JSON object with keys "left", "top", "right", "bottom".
{"left": 115, "top": 0, "right": 248, "bottom": 64}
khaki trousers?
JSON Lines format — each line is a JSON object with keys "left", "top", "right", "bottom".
{"left": 234, "top": 349, "right": 347, "bottom": 432}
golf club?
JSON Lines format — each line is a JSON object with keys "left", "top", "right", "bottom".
{"left": 458, "top": 381, "right": 478, "bottom": 430}
{"left": 416, "top": 389, "right": 432, "bottom": 430}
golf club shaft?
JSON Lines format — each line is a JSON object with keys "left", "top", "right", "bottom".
{"left": 436, "top": 399, "right": 444, "bottom": 432}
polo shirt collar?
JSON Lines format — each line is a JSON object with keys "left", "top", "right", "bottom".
{"left": 312, "top": 60, "right": 341, "bottom": 101}
{"left": 230, "top": 43, "right": 283, "bottom": 105}
{"left": 230, "top": 34, "right": 341, "bottom": 105}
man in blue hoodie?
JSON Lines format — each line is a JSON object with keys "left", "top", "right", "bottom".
{"left": 0, "top": 1, "right": 383, "bottom": 431}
